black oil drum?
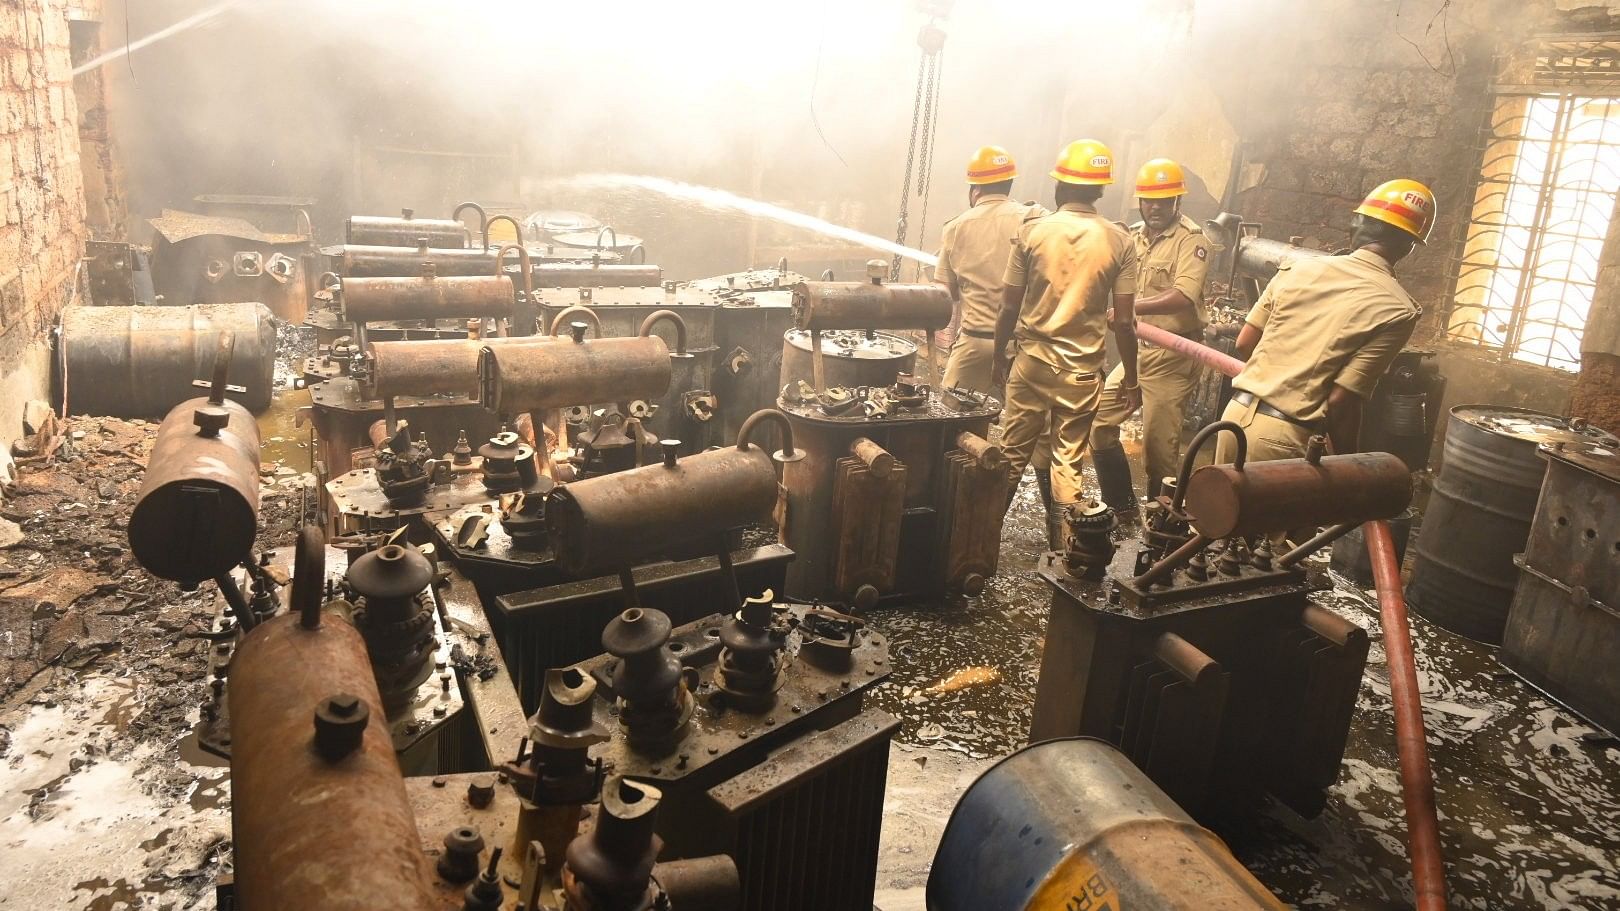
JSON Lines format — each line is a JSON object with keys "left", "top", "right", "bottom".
{"left": 1407, "top": 406, "right": 1619, "bottom": 643}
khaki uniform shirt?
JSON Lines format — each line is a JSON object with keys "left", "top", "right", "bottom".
{"left": 1236, "top": 248, "right": 1422, "bottom": 422}
{"left": 1131, "top": 214, "right": 1210, "bottom": 336}
{"left": 1003, "top": 202, "right": 1138, "bottom": 375}
{"left": 935, "top": 195, "right": 1045, "bottom": 335}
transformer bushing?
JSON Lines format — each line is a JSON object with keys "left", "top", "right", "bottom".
{"left": 374, "top": 423, "right": 438, "bottom": 507}
{"left": 505, "top": 667, "right": 609, "bottom": 876}
{"left": 1062, "top": 499, "right": 1116, "bottom": 580}
{"left": 563, "top": 777, "right": 667, "bottom": 911}
{"left": 716, "top": 594, "right": 789, "bottom": 711}
{"left": 479, "top": 430, "right": 525, "bottom": 494}
{"left": 347, "top": 543, "right": 438, "bottom": 716}
{"left": 602, "top": 608, "right": 693, "bottom": 754}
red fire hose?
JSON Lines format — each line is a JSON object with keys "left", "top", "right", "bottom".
{"left": 1135, "top": 322, "right": 1247, "bottom": 378}
{"left": 1366, "top": 519, "right": 1448, "bottom": 910}
{"left": 1137, "top": 323, "right": 1447, "bottom": 907}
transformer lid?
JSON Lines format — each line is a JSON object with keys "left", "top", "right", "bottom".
{"left": 1454, "top": 405, "right": 1619, "bottom": 449}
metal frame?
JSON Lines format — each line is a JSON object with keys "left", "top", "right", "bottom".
{"left": 1448, "top": 37, "right": 1620, "bottom": 370}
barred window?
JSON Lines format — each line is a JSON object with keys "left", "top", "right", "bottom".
{"left": 1448, "top": 89, "right": 1620, "bottom": 371}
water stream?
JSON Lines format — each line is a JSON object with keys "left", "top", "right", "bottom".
{"left": 541, "top": 173, "right": 940, "bottom": 269}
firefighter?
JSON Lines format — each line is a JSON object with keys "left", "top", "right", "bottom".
{"left": 1089, "top": 158, "right": 1212, "bottom": 515}
{"left": 994, "top": 139, "right": 1140, "bottom": 528}
{"left": 1215, "top": 179, "right": 1432, "bottom": 474}
{"left": 936, "top": 145, "right": 1046, "bottom": 393}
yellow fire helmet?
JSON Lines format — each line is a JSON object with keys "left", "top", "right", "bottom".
{"left": 966, "top": 146, "right": 1017, "bottom": 185}
{"left": 1355, "top": 178, "right": 1437, "bottom": 242}
{"left": 1050, "top": 139, "right": 1115, "bottom": 186}
{"left": 1134, "top": 158, "right": 1187, "bottom": 199}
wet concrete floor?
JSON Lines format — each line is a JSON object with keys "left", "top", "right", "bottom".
{"left": 867, "top": 444, "right": 1620, "bottom": 909}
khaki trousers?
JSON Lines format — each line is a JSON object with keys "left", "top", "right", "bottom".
{"left": 1092, "top": 345, "right": 1204, "bottom": 489}
{"left": 1000, "top": 351, "right": 1103, "bottom": 505}
{"left": 1214, "top": 396, "right": 1315, "bottom": 465}
{"left": 943, "top": 335, "right": 997, "bottom": 394}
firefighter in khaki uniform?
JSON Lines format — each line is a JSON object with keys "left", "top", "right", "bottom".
{"left": 1090, "top": 158, "right": 1211, "bottom": 514}
{"left": 936, "top": 146, "right": 1047, "bottom": 392}
{"left": 1215, "top": 179, "right": 1433, "bottom": 490}
{"left": 994, "top": 139, "right": 1140, "bottom": 521}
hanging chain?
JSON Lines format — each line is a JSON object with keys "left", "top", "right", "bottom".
{"left": 891, "top": 52, "right": 929, "bottom": 281}
{"left": 913, "top": 49, "right": 943, "bottom": 281}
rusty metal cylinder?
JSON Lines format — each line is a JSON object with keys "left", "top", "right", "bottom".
{"left": 479, "top": 335, "right": 671, "bottom": 414}
{"left": 780, "top": 329, "right": 917, "bottom": 389}
{"left": 228, "top": 611, "right": 440, "bottom": 911}
{"left": 653, "top": 856, "right": 741, "bottom": 911}
{"left": 129, "top": 396, "right": 260, "bottom": 584}
{"left": 791, "top": 281, "right": 952, "bottom": 330}
{"left": 548, "top": 444, "right": 779, "bottom": 576}
{"left": 1182, "top": 452, "right": 1412, "bottom": 539}
{"left": 61, "top": 303, "right": 277, "bottom": 416}
{"left": 346, "top": 213, "right": 470, "bottom": 249}
{"left": 341, "top": 274, "right": 515, "bottom": 324}
{"left": 336, "top": 245, "right": 621, "bottom": 277}
{"left": 367, "top": 336, "right": 556, "bottom": 400}
{"left": 929, "top": 738, "right": 1285, "bottom": 910}
{"left": 526, "top": 263, "right": 663, "bottom": 289}
{"left": 1233, "top": 235, "right": 1327, "bottom": 280}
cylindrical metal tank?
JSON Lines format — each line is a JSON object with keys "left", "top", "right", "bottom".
{"left": 779, "top": 329, "right": 917, "bottom": 389}
{"left": 367, "top": 336, "right": 555, "bottom": 400}
{"left": 346, "top": 212, "right": 470, "bottom": 249}
{"left": 791, "top": 281, "right": 952, "bottom": 330}
{"left": 525, "top": 263, "right": 663, "bottom": 289}
{"left": 129, "top": 396, "right": 261, "bottom": 584}
{"left": 1408, "top": 406, "right": 1619, "bottom": 643}
{"left": 928, "top": 738, "right": 1285, "bottom": 910}
{"left": 61, "top": 303, "right": 277, "bottom": 416}
{"left": 1182, "top": 451, "right": 1412, "bottom": 539}
{"left": 479, "top": 335, "right": 671, "bottom": 414}
{"left": 229, "top": 611, "right": 440, "bottom": 911}
{"left": 341, "top": 275, "right": 515, "bottom": 324}
{"left": 550, "top": 228, "right": 646, "bottom": 259}
{"left": 1233, "top": 235, "right": 1327, "bottom": 280}
{"left": 547, "top": 444, "right": 779, "bottom": 576}
{"left": 334, "top": 244, "right": 622, "bottom": 278}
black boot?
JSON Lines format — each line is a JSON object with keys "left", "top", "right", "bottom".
{"left": 1035, "top": 468, "right": 1064, "bottom": 550}
{"left": 1092, "top": 445, "right": 1138, "bottom": 516}
{"left": 1146, "top": 473, "right": 1164, "bottom": 502}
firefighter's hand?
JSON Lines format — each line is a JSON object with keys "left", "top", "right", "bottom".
{"left": 1122, "top": 382, "right": 1142, "bottom": 415}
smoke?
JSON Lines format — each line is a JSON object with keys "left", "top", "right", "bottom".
{"left": 99, "top": 0, "right": 1255, "bottom": 277}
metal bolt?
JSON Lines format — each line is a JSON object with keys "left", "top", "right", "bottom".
{"left": 707, "top": 746, "right": 719, "bottom": 755}
{"left": 433, "top": 704, "right": 448, "bottom": 718}
{"left": 312, "top": 693, "right": 369, "bottom": 762}
{"left": 466, "top": 775, "right": 496, "bottom": 809}
{"left": 432, "top": 776, "right": 448, "bottom": 788}
{"left": 677, "top": 753, "right": 690, "bottom": 769}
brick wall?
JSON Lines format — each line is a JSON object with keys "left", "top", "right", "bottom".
{"left": 0, "top": 0, "right": 89, "bottom": 475}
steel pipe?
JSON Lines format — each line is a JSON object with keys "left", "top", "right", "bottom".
{"left": 478, "top": 335, "right": 672, "bottom": 414}
{"left": 736, "top": 407, "right": 797, "bottom": 458}
{"left": 451, "top": 201, "right": 487, "bottom": 239}
{"left": 1136, "top": 322, "right": 1245, "bottom": 379}
{"left": 229, "top": 610, "right": 440, "bottom": 911}
{"left": 791, "top": 281, "right": 952, "bottom": 330}
{"left": 495, "top": 242, "right": 535, "bottom": 305}
{"left": 1183, "top": 452, "right": 1412, "bottom": 539}
{"left": 482, "top": 214, "right": 526, "bottom": 251}
{"left": 341, "top": 274, "right": 515, "bottom": 324}
{"left": 639, "top": 308, "right": 690, "bottom": 356}
{"left": 956, "top": 431, "right": 1006, "bottom": 471}
{"left": 549, "top": 306, "right": 603, "bottom": 338}
{"left": 1367, "top": 519, "right": 1448, "bottom": 911}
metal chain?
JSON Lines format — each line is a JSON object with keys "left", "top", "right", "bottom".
{"left": 891, "top": 53, "right": 930, "bottom": 280}
{"left": 913, "top": 50, "right": 944, "bottom": 281}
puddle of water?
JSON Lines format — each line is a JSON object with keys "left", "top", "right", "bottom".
{"left": 255, "top": 385, "right": 314, "bottom": 471}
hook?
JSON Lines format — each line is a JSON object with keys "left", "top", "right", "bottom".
{"left": 736, "top": 407, "right": 797, "bottom": 459}
{"left": 637, "top": 309, "right": 689, "bottom": 356}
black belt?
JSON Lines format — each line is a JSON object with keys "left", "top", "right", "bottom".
{"left": 1230, "top": 390, "right": 1321, "bottom": 431}
{"left": 961, "top": 328, "right": 997, "bottom": 340}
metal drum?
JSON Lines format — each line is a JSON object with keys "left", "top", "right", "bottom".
{"left": 61, "top": 303, "right": 277, "bottom": 416}
{"left": 779, "top": 329, "right": 917, "bottom": 390}
{"left": 1407, "top": 406, "right": 1619, "bottom": 643}
{"left": 928, "top": 738, "right": 1284, "bottom": 910}
{"left": 524, "top": 210, "right": 602, "bottom": 240}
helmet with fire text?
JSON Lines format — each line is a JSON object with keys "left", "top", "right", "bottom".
{"left": 1134, "top": 158, "right": 1187, "bottom": 199}
{"left": 1049, "top": 140, "right": 1115, "bottom": 186}
{"left": 966, "top": 146, "right": 1017, "bottom": 185}
{"left": 1354, "top": 179, "right": 1437, "bottom": 243}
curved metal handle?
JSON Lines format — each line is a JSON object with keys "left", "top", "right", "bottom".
{"left": 637, "top": 308, "right": 688, "bottom": 355}
{"left": 627, "top": 243, "right": 646, "bottom": 264}
{"left": 548, "top": 305, "right": 603, "bottom": 338}
{"left": 596, "top": 226, "right": 618, "bottom": 250}
{"left": 736, "top": 408, "right": 796, "bottom": 458}
{"left": 482, "top": 214, "right": 526, "bottom": 251}
{"left": 493, "top": 242, "right": 534, "bottom": 302}
{"left": 319, "top": 271, "right": 342, "bottom": 291}
{"left": 294, "top": 208, "right": 313, "bottom": 237}
{"left": 452, "top": 201, "right": 488, "bottom": 240}
{"left": 1171, "top": 419, "right": 1247, "bottom": 513}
